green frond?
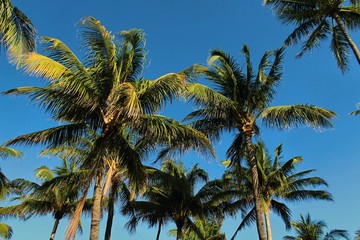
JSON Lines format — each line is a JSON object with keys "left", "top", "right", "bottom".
{"left": 35, "top": 166, "right": 54, "bottom": 181}
{"left": 0, "top": 1, "right": 36, "bottom": 64}
{"left": 261, "top": 105, "right": 336, "bottom": 130}
{"left": 0, "top": 146, "right": 22, "bottom": 159}
{"left": 331, "top": 25, "right": 350, "bottom": 73}
{"left": 5, "top": 124, "right": 89, "bottom": 148}
{"left": 20, "top": 52, "right": 71, "bottom": 82}
{"left": 0, "top": 222, "right": 12, "bottom": 240}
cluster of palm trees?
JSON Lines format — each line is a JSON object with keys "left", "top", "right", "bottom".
{"left": 1, "top": 0, "right": 360, "bottom": 239}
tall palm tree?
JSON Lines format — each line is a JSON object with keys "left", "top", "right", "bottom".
{"left": 283, "top": 214, "right": 350, "bottom": 240}
{"left": 0, "top": 146, "right": 21, "bottom": 239}
{"left": 123, "top": 159, "right": 223, "bottom": 240}
{"left": 265, "top": 0, "right": 360, "bottom": 73}
{"left": 0, "top": 0, "right": 36, "bottom": 63}
{"left": 184, "top": 45, "right": 336, "bottom": 240}
{"left": 4, "top": 17, "right": 213, "bottom": 240}
{"left": 0, "top": 157, "right": 91, "bottom": 240}
{"left": 223, "top": 142, "right": 332, "bottom": 240}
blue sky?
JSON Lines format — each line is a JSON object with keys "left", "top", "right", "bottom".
{"left": 1, "top": 0, "right": 360, "bottom": 239}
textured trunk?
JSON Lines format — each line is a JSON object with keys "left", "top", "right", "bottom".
{"left": 50, "top": 218, "right": 60, "bottom": 240}
{"left": 333, "top": 13, "right": 360, "bottom": 65}
{"left": 104, "top": 182, "right": 115, "bottom": 240}
{"left": 244, "top": 133, "right": 267, "bottom": 240}
{"left": 264, "top": 209, "right": 272, "bottom": 240}
{"left": 156, "top": 221, "right": 162, "bottom": 240}
{"left": 90, "top": 171, "right": 104, "bottom": 240}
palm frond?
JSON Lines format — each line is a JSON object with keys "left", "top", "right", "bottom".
{"left": 261, "top": 105, "right": 336, "bottom": 130}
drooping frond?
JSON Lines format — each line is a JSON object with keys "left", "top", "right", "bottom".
{"left": 5, "top": 124, "right": 88, "bottom": 148}
{"left": 261, "top": 105, "right": 336, "bottom": 130}
{"left": 0, "top": 146, "right": 22, "bottom": 159}
{"left": 0, "top": 222, "right": 12, "bottom": 240}
{"left": 0, "top": 0, "right": 36, "bottom": 64}
{"left": 331, "top": 25, "right": 350, "bottom": 73}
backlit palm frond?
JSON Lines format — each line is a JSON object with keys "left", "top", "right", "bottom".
{"left": 185, "top": 82, "right": 235, "bottom": 109}
{"left": 80, "top": 17, "right": 116, "bottom": 75}
{"left": 119, "top": 29, "right": 146, "bottom": 81}
{"left": 331, "top": 25, "right": 350, "bottom": 73}
{"left": 135, "top": 115, "right": 215, "bottom": 160}
{"left": 261, "top": 105, "right": 336, "bottom": 130}
{"left": 0, "top": 222, "right": 12, "bottom": 240}
{"left": 0, "top": 146, "right": 22, "bottom": 159}
{"left": 20, "top": 52, "right": 71, "bottom": 82}
{"left": 0, "top": 1, "right": 36, "bottom": 64}
{"left": 137, "top": 73, "right": 186, "bottom": 113}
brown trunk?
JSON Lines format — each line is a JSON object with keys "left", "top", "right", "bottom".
{"left": 50, "top": 218, "right": 60, "bottom": 240}
{"left": 264, "top": 209, "right": 272, "bottom": 240}
{"left": 104, "top": 181, "right": 115, "bottom": 240}
{"left": 244, "top": 133, "right": 267, "bottom": 240}
{"left": 90, "top": 171, "right": 104, "bottom": 240}
{"left": 333, "top": 13, "right": 360, "bottom": 65}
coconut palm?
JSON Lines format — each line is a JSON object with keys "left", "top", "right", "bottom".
{"left": 3, "top": 17, "right": 213, "bottom": 240}
{"left": 265, "top": 0, "right": 360, "bottom": 73}
{"left": 184, "top": 45, "right": 336, "bottom": 240}
{"left": 0, "top": 0, "right": 36, "bottom": 63}
{"left": 283, "top": 214, "right": 350, "bottom": 240}
{"left": 223, "top": 142, "right": 332, "bottom": 240}
{"left": 0, "top": 156, "right": 91, "bottom": 240}
{"left": 0, "top": 146, "right": 21, "bottom": 239}
{"left": 168, "top": 215, "right": 226, "bottom": 240}
{"left": 123, "top": 159, "right": 223, "bottom": 240}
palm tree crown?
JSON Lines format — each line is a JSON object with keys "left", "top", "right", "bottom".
{"left": 265, "top": 0, "right": 360, "bottom": 72}
{"left": 283, "top": 214, "right": 350, "bottom": 240}
{"left": 223, "top": 142, "right": 333, "bottom": 240}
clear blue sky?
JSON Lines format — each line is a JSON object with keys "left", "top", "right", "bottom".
{"left": 1, "top": 0, "right": 360, "bottom": 239}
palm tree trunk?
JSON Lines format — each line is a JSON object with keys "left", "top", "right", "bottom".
{"left": 50, "top": 219, "right": 60, "bottom": 240}
{"left": 156, "top": 221, "right": 162, "bottom": 240}
{"left": 104, "top": 182, "right": 115, "bottom": 240}
{"left": 244, "top": 133, "right": 267, "bottom": 240}
{"left": 90, "top": 171, "right": 104, "bottom": 240}
{"left": 176, "top": 221, "right": 184, "bottom": 240}
{"left": 264, "top": 210, "right": 272, "bottom": 240}
{"left": 333, "top": 13, "right": 360, "bottom": 65}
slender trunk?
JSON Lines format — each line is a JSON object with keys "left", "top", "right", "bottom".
{"left": 264, "top": 209, "right": 272, "bottom": 240}
{"left": 244, "top": 133, "right": 267, "bottom": 240}
{"left": 176, "top": 221, "right": 184, "bottom": 240}
{"left": 104, "top": 181, "right": 115, "bottom": 240}
{"left": 50, "top": 218, "right": 60, "bottom": 240}
{"left": 333, "top": 13, "right": 360, "bottom": 65}
{"left": 156, "top": 220, "right": 162, "bottom": 240}
{"left": 90, "top": 171, "right": 104, "bottom": 240}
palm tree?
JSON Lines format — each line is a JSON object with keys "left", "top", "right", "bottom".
{"left": 0, "top": 157, "right": 91, "bottom": 240}
{"left": 4, "top": 17, "right": 213, "bottom": 240}
{"left": 265, "top": 0, "right": 360, "bottom": 73}
{"left": 168, "top": 216, "right": 226, "bottom": 240}
{"left": 0, "top": 146, "right": 21, "bottom": 239}
{"left": 0, "top": 0, "right": 36, "bottom": 63}
{"left": 223, "top": 142, "right": 332, "bottom": 240}
{"left": 283, "top": 214, "right": 350, "bottom": 240}
{"left": 184, "top": 45, "right": 336, "bottom": 240}
{"left": 123, "top": 159, "right": 223, "bottom": 240}
{"left": 354, "top": 228, "right": 360, "bottom": 240}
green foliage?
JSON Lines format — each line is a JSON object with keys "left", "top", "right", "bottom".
{"left": 283, "top": 214, "right": 350, "bottom": 240}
